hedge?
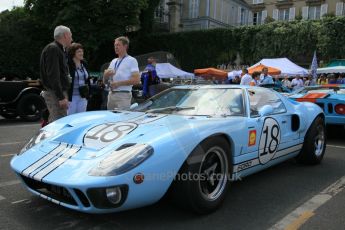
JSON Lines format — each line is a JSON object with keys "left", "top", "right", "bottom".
{"left": 131, "top": 16, "right": 345, "bottom": 71}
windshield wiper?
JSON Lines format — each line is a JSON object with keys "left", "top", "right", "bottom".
{"left": 146, "top": 106, "right": 195, "bottom": 113}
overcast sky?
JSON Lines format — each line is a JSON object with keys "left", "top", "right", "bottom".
{"left": 0, "top": 0, "right": 24, "bottom": 13}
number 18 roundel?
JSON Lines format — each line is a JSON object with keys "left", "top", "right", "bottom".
{"left": 84, "top": 122, "right": 138, "bottom": 149}
{"left": 258, "top": 117, "right": 281, "bottom": 164}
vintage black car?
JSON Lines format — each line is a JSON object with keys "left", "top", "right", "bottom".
{"left": 0, "top": 80, "right": 46, "bottom": 121}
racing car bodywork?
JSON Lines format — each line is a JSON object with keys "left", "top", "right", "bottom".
{"left": 11, "top": 85, "right": 326, "bottom": 214}
{"left": 289, "top": 84, "right": 345, "bottom": 125}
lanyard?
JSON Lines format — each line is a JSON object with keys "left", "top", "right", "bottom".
{"left": 76, "top": 64, "right": 86, "bottom": 86}
{"left": 114, "top": 55, "right": 127, "bottom": 70}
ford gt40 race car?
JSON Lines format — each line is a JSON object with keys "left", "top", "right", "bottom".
{"left": 289, "top": 84, "right": 345, "bottom": 125}
{"left": 11, "top": 85, "right": 326, "bottom": 214}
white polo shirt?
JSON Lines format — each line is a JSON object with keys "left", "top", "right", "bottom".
{"left": 108, "top": 55, "right": 139, "bottom": 92}
{"left": 291, "top": 78, "right": 304, "bottom": 89}
{"left": 240, "top": 74, "right": 252, "bottom": 85}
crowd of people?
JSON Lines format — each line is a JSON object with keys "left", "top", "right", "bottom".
{"left": 224, "top": 68, "right": 345, "bottom": 91}
{"left": 317, "top": 73, "right": 345, "bottom": 84}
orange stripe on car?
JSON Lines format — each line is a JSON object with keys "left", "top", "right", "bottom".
{"left": 296, "top": 93, "right": 328, "bottom": 103}
{"left": 321, "top": 84, "right": 339, "bottom": 88}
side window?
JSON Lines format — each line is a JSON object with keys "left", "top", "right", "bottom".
{"left": 248, "top": 88, "right": 286, "bottom": 117}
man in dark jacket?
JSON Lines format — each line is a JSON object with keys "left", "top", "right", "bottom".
{"left": 40, "top": 25, "right": 72, "bottom": 122}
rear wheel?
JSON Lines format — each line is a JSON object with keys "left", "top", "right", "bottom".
{"left": 296, "top": 116, "right": 326, "bottom": 165}
{"left": 171, "top": 137, "right": 231, "bottom": 214}
{"left": 17, "top": 93, "right": 46, "bottom": 122}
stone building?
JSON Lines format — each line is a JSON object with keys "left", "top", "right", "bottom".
{"left": 154, "top": 0, "right": 252, "bottom": 32}
{"left": 245, "top": 0, "right": 345, "bottom": 25}
{"left": 154, "top": 0, "right": 345, "bottom": 30}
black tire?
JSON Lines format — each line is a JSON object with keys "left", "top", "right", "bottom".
{"left": 171, "top": 137, "right": 232, "bottom": 214}
{"left": 296, "top": 116, "right": 326, "bottom": 165}
{"left": 17, "top": 93, "right": 46, "bottom": 122}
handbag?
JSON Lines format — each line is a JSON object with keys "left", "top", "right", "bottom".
{"left": 79, "top": 85, "right": 89, "bottom": 98}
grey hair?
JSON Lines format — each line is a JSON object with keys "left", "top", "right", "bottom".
{"left": 115, "top": 36, "right": 129, "bottom": 46}
{"left": 54, "top": 25, "right": 71, "bottom": 40}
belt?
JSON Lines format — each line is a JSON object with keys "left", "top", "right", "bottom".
{"left": 111, "top": 90, "right": 131, "bottom": 93}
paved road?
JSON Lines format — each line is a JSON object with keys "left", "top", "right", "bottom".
{"left": 0, "top": 119, "right": 344, "bottom": 230}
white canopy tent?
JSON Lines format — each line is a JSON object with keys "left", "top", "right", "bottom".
{"left": 227, "top": 70, "right": 242, "bottom": 80}
{"left": 316, "top": 66, "right": 345, "bottom": 74}
{"left": 249, "top": 58, "right": 308, "bottom": 76}
{"left": 155, "top": 63, "right": 194, "bottom": 79}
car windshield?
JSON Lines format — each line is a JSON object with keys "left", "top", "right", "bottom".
{"left": 132, "top": 88, "right": 245, "bottom": 117}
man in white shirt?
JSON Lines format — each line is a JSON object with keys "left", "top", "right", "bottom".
{"left": 291, "top": 75, "right": 304, "bottom": 90}
{"left": 240, "top": 69, "right": 252, "bottom": 85}
{"left": 103, "top": 36, "right": 140, "bottom": 110}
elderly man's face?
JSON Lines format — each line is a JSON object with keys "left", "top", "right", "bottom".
{"left": 63, "top": 31, "right": 73, "bottom": 47}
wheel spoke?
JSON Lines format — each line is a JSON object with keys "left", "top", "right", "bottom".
{"left": 313, "top": 125, "right": 324, "bottom": 157}
{"left": 198, "top": 147, "right": 228, "bottom": 201}
{"left": 203, "top": 162, "right": 218, "bottom": 186}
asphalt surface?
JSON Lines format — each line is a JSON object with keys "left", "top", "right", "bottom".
{"left": 0, "top": 118, "right": 344, "bottom": 230}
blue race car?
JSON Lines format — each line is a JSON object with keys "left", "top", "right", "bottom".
{"left": 11, "top": 85, "right": 326, "bottom": 214}
{"left": 289, "top": 84, "right": 345, "bottom": 125}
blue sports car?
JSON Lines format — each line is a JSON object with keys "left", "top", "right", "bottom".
{"left": 11, "top": 85, "right": 326, "bottom": 214}
{"left": 289, "top": 84, "right": 345, "bottom": 125}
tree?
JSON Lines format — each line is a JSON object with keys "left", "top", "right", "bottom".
{"left": 0, "top": 7, "right": 45, "bottom": 78}
{"left": 23, "top": 0, "right": 149, "bottom": 70}
{"left": 139, "top": 0, "right": 161, "bottom": 33}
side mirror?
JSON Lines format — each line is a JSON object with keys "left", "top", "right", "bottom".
{"left": 259, "top": 105, "right": 274, "bottom": 117}
{"left": 130, "top": 103, "right": 138, "bottom": 110}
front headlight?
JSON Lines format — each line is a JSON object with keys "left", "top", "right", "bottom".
{"left": 89, "top": 143, "right": 154, "bottom": 176}
{"left": 19, "top": 130, "right": 54, "bottom": 155}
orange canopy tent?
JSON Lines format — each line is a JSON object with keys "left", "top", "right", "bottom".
{"left": 194, "top": 68, "right": 228, "bottom": 80}
{"left": 248, "top": 64, "right": 281, "bottom": 75}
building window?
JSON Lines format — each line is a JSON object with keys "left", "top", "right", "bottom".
{"left": 189, "top": 0, "right": 199, "bottom": 18}
{"left": 241, "top": 8, "right": 246, "bottom": 25}
{"left": 278, "top": 9, "right": 289, "bottom": 21}
{"left": 253, "top": 0, "right": 263, "bottom": 4}
{"left": 253, "top": 11, "right": 262, "bottom": 25}
{"left": 155, "top": 5, "right": 163, "bottom": 18}
{"left": 336, "top": 2, "right": 344, "bottom": 16}
{"left": 308, "top": 6, "right": 321, "bottom": 19}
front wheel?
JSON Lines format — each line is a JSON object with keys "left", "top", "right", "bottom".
{"left": 296, "top": 116, "right": 326, "bottom": 165}
{"left": 171, "top": 137, "right": 231, "bottom": 214}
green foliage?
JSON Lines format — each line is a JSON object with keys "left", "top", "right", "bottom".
{"left": 0, "top": 7, "right": 46, "bottom": 78}
{"left": 139, "top": 0, "right": 161, "bottom": 33}
{"left": 1, "top": 4, "right": 345, "bottom": 77}
{"left": 264, "top": 16, "right": 275, "bottom": 24}
{"left": 23, "top": 0, "right": 148, "bottom": 71}
{"left": 317, "top": 17, "right": 345, "bottom": 59}
{"left": 131, "top": 17, "right": 345, "bottom": 71}
{"left": 323, "top": 12, "right": 335, "bottom": 18}
{"left": 0, "top": 0, "right": 149, "bottom": 78}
